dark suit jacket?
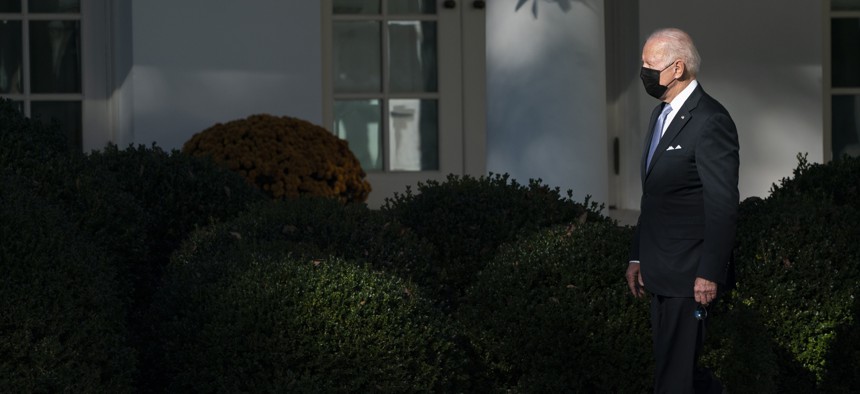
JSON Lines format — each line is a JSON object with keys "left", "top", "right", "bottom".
{"left": 630, "top": 84, "right": 739, "bottom": 297}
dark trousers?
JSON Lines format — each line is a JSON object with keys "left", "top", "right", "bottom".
{"left": 650, "top": 295, "right": 723, "bottom": 394}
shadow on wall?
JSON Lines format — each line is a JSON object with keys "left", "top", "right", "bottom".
{"left": 515, "top": 0, "right": 594, "bottom": 17}
{"left": 488, "top": 0, "right": 608, "bottom": 204}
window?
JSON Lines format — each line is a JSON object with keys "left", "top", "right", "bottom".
{"left": 1, "top": 0, "right": 83, "bottom": 150}
{"left": 321, "top": 0, "right": 485, "bottom": 207}
{"left": 328, "top": 0, "right": 441, "bottom": 172}
{"left": 826, "top": 0, "right": 860, "bottom": 160}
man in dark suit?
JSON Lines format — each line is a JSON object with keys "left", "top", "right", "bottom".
{"left": 625, "top": 28, "right": 739, "bottom": 394}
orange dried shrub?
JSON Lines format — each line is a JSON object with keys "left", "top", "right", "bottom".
{"left": 183, "top": 114, "right": 371, "bottom": 203}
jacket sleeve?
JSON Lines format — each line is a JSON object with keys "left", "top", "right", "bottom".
{"left": 694, "top": 111, "right": 739, "bottom": 284}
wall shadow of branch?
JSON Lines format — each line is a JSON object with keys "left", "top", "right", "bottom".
{"left": 515, "top": 0, "right": 593, "bottom": 18}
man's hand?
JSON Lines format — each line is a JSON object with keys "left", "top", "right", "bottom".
{"left": 694, "top": 277, "right": 718, "bottom": 305}
{"left": 626, "top": 263, "right": 646, "bottom": 298}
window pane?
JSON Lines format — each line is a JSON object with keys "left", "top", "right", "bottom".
{"left": 28, "top": 0, "right": 80, "bottom": 13}
{"left": 388, "top": 21, "right": 437, "bottom": 93}
{"left": 333, "top": 0, "right": 379, "bottom": 14}
{"left": 0, "top": 0, "right": 21, "bottom": 12}
{"left": 333, "top": 21, "right": 381, "bottom": 93}
{"left": 832, "top": 0, "right": 860, "bottom": 11}
{"left": 833, "top": 95, "right": 860, "bottom": 159}
{"left": 30, "top": 20, "right": 81, "bottom": 93}
{"left": 31, "top": 100, "right": 81, "bottom": 150}
{"left": 832, "top": 18, "right": 860, "bottom": 88}
{"left": 388, "top": 0, "right": 436, "bottom": 14}
{"left": 389, "top": 99, "right": 437, "bottom": 171}
{"left": 0, "top": 20, "right": 22, "bottom": 94}
{"left": 334, "top": 99, "right": 383, "bottom": 171}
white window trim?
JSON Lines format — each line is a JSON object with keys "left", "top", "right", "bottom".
{"left": 823, "top": 0, "right": 860, "bottom": 162}
{"left": 82, "top": 0, "right": 135, "bottom": 152}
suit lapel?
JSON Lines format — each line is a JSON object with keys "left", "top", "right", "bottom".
{"left": 644, "top": 85, "right": 705, "bottom": 181}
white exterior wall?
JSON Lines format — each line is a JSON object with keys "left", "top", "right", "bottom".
{"left": 486, "top": 0, "right": 609, "bottom": 205}
{"left": 637, "top": 0, "right": 823, "bottom": 203}
{"left": 116, "top": 1, "right": 822, "bottom": 207}
{"left": 129, "top": 0, "right": 323, "bottom": 150}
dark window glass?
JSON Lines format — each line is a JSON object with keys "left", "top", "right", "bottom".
{"left": 0, "top": 20, "right": 23, "bottom": 94}
{"left": 29, "top": 20, "right": 81, "bottom": 93}
{"left": 28, "top": 0, "right": 80, "bottom": 13}
{"left": 388, "top": 0, "right": 436, "bottom": 14}
{"left": 333, "top": 21, "right": 381, "bottom": 93}
{"left": 832, "top": 0, "right": 860, "bottom": 11}
{"left": 832, "top": 18, "right": 860, "bottom": 88}
{"left": 0, "top": 0, "right": 21, "bottom": 12}
{"left": 333, "top": 0, "right": 379, "bottom": 14}
{"left": 388, "top": 21, "right": 437, "bottom": 93}
{"left": 832, "top": 95, "right": 860, "bottom": 159}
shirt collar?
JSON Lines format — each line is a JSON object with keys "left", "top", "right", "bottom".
{"left": 668, "top": 79, "right": 698, "bottom": 112}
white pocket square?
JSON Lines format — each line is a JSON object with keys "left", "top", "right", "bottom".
{"left": 666, "top": 145, "right": 682, "bottom": 151}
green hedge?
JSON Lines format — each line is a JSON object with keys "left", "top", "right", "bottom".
{"left": 180, "top": 197, "right": 436, "bottom": 285}
{"left": 84, "top": 143, "right": 266, "bottom": 304}
{"left": 382, "top": 173, "right": 606, "bottom": 310}
{"left": 731, "top": 155, "right": 860, "bottom": 393}
{"left": 0, "top": 172, "right": 136, "bottom": 393}
{"left": 698, "top": 301, "right": 780, "bottom": 394}
{"left": 4, "top": 90, "right": 858, "bottom": 393}
{"left": 2, "top": 99, "right": 265, "bottom": 308}
{"left": 0, "top": 98, "right": 71, "bottom": 167}
{"left": 459, "top": 221, "right": 652, "bottom": 392}
{"left": 151, "top": 215, "right": 473, "bottom": 392}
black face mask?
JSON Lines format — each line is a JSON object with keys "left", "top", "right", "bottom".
{"left": 640, "top": 63, "right": 674, "bottom": 99}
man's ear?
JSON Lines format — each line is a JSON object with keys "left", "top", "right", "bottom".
{"left": 673, "top": 60, "right": 686, "bottom": 78}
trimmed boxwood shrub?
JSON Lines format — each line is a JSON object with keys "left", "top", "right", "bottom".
{"left": 151, "top": 228, "right": 471, "bottom": 392}
{"left": 732, "top": 155, "right": 860, "bottom": 392}
{"left": 458, "top": 221, "right": 652, "bottom": 392}
{"left": 81, "top": 144, "right": 268, "bottom": 388}
{"left": 0, "top": 99, "right": 149, "bottom": 302}
{"left": 382, "top": 173, "right": 606, "bottom": 309}
{"left": 3, "top": 100, "right": 267, "bottom": 388}
{"left": 769, "top": 153, "right": 859, "bottom": 209}
{"left": 84, "top": 143, "right": 267, "bottom": 301}
{"left": 182, "top": 197, "right": 437, "bottom": 286}
{"left": 699, "top": 301, "right": 780, "bottom": 394}
{"left": 3, "top": 98, "right": 264, "bottom": 300}
{"left": 0, "top": 98, "right": 71, "bottom": 167}
{"left": 0, "top": 172, "right": 136, "bottom": 393}
{"left": 182, "top": 114, "right": 371, "bottom": 203}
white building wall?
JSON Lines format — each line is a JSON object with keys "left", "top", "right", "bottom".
{"left": 486, "top": 0, "right": 609, "bottom": 205}
{"left": 129, "top": 0, "right": 323, "bottom": 150}
{"left": 637, "top": 0, "right": 823, "bottom": 203}
{"left": 121, "top": 1, "right": 821, "bottom": 206}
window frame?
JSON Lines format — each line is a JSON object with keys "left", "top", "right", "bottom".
{"left": 824, "top": 0, "right": 860, "bottom": 161}
{"left": 0, "top": 0, "right": 115, "bottom": 152}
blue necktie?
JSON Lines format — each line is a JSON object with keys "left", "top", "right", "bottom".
{"left": 646, "top": 104, "right": 672, "bottom": 170}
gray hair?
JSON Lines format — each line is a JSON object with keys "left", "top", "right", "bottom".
{"left": 647, "top": 28, "right": 701, "bottom": 77}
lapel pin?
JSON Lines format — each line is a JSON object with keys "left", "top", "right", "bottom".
{"left": 680, "top": 115, "right": 686, "bottom": 120}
